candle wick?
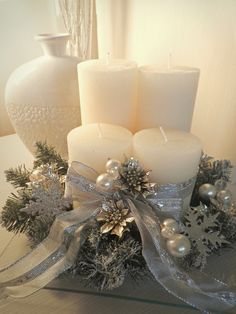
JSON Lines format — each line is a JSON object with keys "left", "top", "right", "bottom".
{"left": 106, "top": 52, "right": 111, "bottom": 65}
{"left": 168, "top": 53, "right": 172, "bottom": 69}
{"left": 98, "top": 123, "right": 103, "bottom": 139}
{"left": 160, "top": 126, "right": 168, "bottom": 143}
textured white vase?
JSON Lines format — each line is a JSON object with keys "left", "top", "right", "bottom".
{"left": 5, "top": 33, "right": 81, "bottom": 158}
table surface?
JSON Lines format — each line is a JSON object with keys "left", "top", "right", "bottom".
{"left": 0, "top": 134, "right": 233, "bottom": 314}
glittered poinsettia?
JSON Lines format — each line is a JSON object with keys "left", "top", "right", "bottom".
{"left": 96, "top": 199, "right": 134, "bottom": 237}
{"left": 119, "top": 158, "right": 154, "bottom": 195}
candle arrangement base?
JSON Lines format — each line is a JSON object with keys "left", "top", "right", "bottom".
{"left": 1, "top": 142, "right": 236, "bottom": 313}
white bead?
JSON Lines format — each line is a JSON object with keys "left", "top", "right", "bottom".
{"left": 106, "top": 159, "right": 121, "bottom": 180}
{"left": 199, "top": 183, "right": 217, "bottom": 201}
{"left": 106, "top": 159, "right": 121, "bottom": 178}
{"left": 161, "top": 227, "right": 175, "bottom": 239}
{"left": 96, "top": 173, "right": 113, "bottom": 191}
{"left": 107, "top": 168, "right": 120, "bottom": 180}
{"left": 106, "top": 159, "right": 121, "bottom": 171}
{"left": 166, "top": 234, "right": 191, "bottom": 258}
{"left": 162, "top": 218, "right": 179, "bottom": 234}
{"left": 216, "top": 190, "right": 232, "bottom": 205}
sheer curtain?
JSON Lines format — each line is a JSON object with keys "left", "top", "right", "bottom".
{"left": 59, "top": 0, "right": 98, "bottom": 59}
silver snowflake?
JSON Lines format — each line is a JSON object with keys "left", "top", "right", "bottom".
{"left": 183, "top": 205, "right": 229, "bottom": 268}
{"left": 21, "top": 172, "right": 71, "bottom": 217}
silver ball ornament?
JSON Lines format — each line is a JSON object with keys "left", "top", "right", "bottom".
{"left": 96, "top": 173, "right": 113, "bottom": 191}
{"left": 162, "top": 218, "right": 179, "bottom": 233}
{"left": 199, "top": 183, "right": 217, "bottom": 201}
{"left": 105, "top": 159, "right": 121, "bottom": 180}
{"left": 166, "top": 234, "right": 191, "bottom": 258}
{"left": 216, "top": 190, "right": 232, "bottom": 205}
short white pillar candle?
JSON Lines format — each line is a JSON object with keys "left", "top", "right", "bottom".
{"left": 136, "top": 66, "right": 200, "bottom": 132}
{"left": 77, "top": 59, "right": 137, "bottom": 132}
{"left": 67, "top": 123, "right": 133, "bottom": 174}
{"left": 133, "top": 127, "right": 202, "bottom": 184}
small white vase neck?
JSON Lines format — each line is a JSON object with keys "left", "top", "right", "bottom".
{"left": 35, "top": 33, "right": 70, "bottom": 57}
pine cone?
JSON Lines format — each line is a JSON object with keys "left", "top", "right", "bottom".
{"left": 119, "top": 158, "right": 152, "bottom": 195}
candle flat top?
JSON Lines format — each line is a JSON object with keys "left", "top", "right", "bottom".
{"left": 68, "top": 123, "right": 133, "bottom": 143}
{"left": 133, "top": 128, "right": 202, "bottom": 152}
{"left": 78, "top": 59, "right": 137, "bottom": 72}
{"left": 139, "top": 65, "right": 200, "bottom": 74}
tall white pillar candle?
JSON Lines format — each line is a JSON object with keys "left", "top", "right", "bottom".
{"left": 133, "top": 128, "right": 202, "bottom": 184}
{"left": 77, "top": 59, "right": 137, "bottom": 131}
{"left": 67, "top": 123, "right": 133, "bottom": 173}
{"left": 136, "top": 66, "right": 200, "bottom": 132}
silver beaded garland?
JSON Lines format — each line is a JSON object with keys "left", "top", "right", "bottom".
{"left": 96, "top": 173, "right": 113, "bottom": 191}
{"left": 199, "top": 183, "right": 217, "bottom": 201}
{"left": 166, "top": 234, "right": 191, "bottom": 258}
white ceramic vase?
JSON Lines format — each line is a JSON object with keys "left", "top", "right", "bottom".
{"left": 5, "top": 33, "right": 81, "bottom": 158}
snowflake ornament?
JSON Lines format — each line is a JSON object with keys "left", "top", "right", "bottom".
{"left": 22, "top": 168, "right": 71, "bottom": 217}
{"left": 183, "top": 205, "right": 229, "bottom": 268}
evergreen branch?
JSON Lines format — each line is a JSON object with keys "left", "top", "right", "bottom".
{"left": 33, "top": 142, "right": 68, "bottom": 175}
{"left": 1, "top": 193, "right": 32, "bottom": 233}
{"left": 73, "top": 223, "right": 149, "bottom": 290}
{"left": 191, "top": 155, "right": 233, "bottom": 206}
{"left": 27, "top": 215, "right": 55, "bottom": 246}
{"left": 5, "top": 165, "right": 30, "bottom": 188}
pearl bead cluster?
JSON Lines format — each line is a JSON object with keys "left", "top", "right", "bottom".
{"left": 199, "top": 179, "right": 232, "bottom": 207}
{"left": 161, "top": 218, "right": 191, "bottom": 258}
{"left": 96, "top": 159, "right": 121, "bottom": 191}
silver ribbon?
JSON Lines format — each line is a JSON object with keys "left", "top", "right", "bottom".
{"left": 1, "top": 161, "right": 236, "bottom": 313}
{"left": 147, "top": 177, "right": 196, "bottom": 220}
{"left": 0, "top": 162, "right": 102, "bottom": 298}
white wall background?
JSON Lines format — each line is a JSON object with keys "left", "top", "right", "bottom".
{"left": 2, "top": 0, "right": 236, "bottom": 163}
{"left": 0, "top": 0, "right": 64, "bottom": 136}
{"left": 97, "top": 0, "right": 236, "bottom": 162}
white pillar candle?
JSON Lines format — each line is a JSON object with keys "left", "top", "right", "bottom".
{"left": 133, "top": 128, "right": 202, "bottom": 184}
{"left": 77, "top": 59, "right": 137, "bottom": 132}
{"left": 136, "top": 66, "right": 200, "bottom": 132}
{"left": 67, "top": 123, "right": 133, "bottom": 173}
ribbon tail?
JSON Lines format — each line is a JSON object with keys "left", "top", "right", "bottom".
{"left": 4, "top": 224, "right": 87, "bottom": 298}
{"left": 0, "top": 160, "right": 105, "bottom": 299}
{"left": 128, "top": 198, "right": 236, "bottom": 313}
{"left": 0, "top": 213, "right": 75, "bottom": 283}
{"left": 0, "top": 207, "right": 98, "bottom": 298}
